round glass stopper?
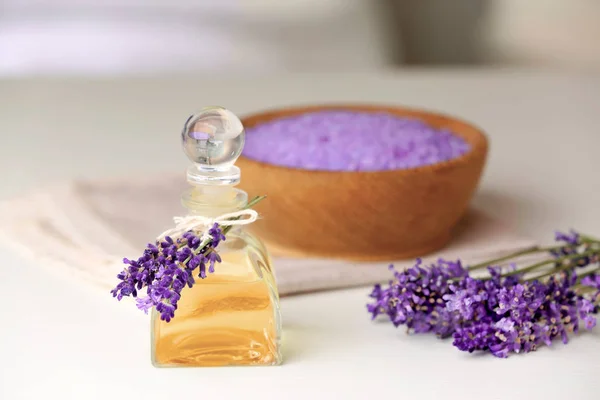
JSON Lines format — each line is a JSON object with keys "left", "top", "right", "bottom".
{"left": 181, "top": 106, "right": 245, "bottom": 170}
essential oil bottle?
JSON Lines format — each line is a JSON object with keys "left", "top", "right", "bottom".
{"left": 151, "top": 107, "right": 282, "bottom": 367}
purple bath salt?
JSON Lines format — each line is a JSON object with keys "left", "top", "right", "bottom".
{"left": 242, "top": 110, "right": 471, "bottom": 171}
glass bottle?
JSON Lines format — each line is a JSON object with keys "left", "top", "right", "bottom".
{"left": 151, "top": 106, "right": 282, "bottom": 367}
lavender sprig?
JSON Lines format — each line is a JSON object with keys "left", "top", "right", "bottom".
{"left": 111, "top": 195, "right": 265, "bottom": 322}
{"left": 367, "top": 230, "right": 600, "bottom": 358}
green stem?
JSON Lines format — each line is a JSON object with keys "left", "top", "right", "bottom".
{"left": 221, "top": 195, "right": 266, "bottom": 236}
{"left": 573, "top": 285, "right": 597, "bottom": 295}
{"left": 467, "top": 245, "right": 559, "bottom": 271}
{"left": 468, "top": 239, "right": 600, "bottom": 272}
{"left": 523, "top": 253, "right": 598, "bottom": 282}
{"left": 580, "top": 234, "right": 600, "bottom": 244}
{"left": 502, "top": 250, "right": 598, "bottom": 279}
{"left": 524, "top": 264, "right": 576, "bottom": 282}
{"left": 466, "top": 233, "right": 600, "bottom": 284}
{"left": 245, "top": 195, "right": 267, "bottom": 209}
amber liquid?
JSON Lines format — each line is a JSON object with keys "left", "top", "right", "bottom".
{"left": 151, "top": 234, "right": 281, "bottom": 367}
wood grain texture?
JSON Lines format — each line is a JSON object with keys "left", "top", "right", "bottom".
{"left": 237, "top": 104, "right": 488, "bottom": 261}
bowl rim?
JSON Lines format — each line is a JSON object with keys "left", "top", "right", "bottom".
{"left": 239, "top": 103, "right": 488, "bottom": 176}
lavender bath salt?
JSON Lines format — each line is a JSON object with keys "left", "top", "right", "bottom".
{"left": 243, "top": 110, "right": 470, "bottom": 171}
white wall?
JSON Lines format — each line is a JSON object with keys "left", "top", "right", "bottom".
{"left": 392, "top": 0, "right": 600, "bottom": 69}
{"left": 481, "top": 0, "right": 600, "bottom": 68}
{"left": 0, "top": 0, "right": 395, "bottom": 76}
{"left": 1, "top": 0, "right": 599, "bottom": 76}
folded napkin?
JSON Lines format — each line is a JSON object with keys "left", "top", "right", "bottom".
{"left": 0, "top": 173, "right": 537, "bottom": 296}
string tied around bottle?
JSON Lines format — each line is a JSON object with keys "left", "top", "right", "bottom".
{"left": 156, "top": 209, "right": 258, "bottom": 241}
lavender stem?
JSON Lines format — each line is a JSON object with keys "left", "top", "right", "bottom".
{"left": 467, "top": 246, "right": 560, "bottom": 271}
{"left": 503, "top": 250, "right": 598, "bottom": 278}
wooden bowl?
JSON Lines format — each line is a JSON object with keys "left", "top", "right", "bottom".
{"left": 237, "top": 104, "right": 488, "bottom": 261}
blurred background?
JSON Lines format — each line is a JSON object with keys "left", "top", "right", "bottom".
{"left": 1, "top": 0, "right": 599, "bottom": 76}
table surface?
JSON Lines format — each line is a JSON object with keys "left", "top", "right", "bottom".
{"left": 1, "top": 70, "right": 599, "bottom": 400}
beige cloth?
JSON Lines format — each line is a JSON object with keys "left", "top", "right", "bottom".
{"left": 0, "top": 173, "right": 537, "bottom": 296}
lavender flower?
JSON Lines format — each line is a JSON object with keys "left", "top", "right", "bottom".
{"left": 368, "top": 230, "right": 600, "bottom": 358}
{"left": 444, "top": 272, "right": 598, "bottom": 357}
{"left": 452, "top": 322, "right": 499, "bottom": 354}
{"left": 111, "top": 195, "right": 265, "bottom": 322}
{"left": 207, "top": 251, "right": 221, "bottom": 273}
{"left": 111, "top": 227, "right": 225, "bottom": 322}
{"left": 494, "top": 282, "right": 544, "bottom": 323}
{"left": 554, "top": 230, "right": 580, "bottom": 246}
{"left": 551, "top": 230, "right": 599, "bottom": 268}
{"left": 581, "top": 274, "right": 600, "bottom": 291}
{"left": 208, "top": 223, "right": 226, "bottom": 247}
{"left": 581, "top": 273, "right": 600, "bottom": 308}
{"left": 578, "top": 298, "right": 597, "bottom": 330}
{"left": 367, "top": 258, "right": 467, "bottom": 337}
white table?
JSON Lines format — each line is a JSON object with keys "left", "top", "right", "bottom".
{"left": 1, "top": 70, "right": 599, "bottom": 400}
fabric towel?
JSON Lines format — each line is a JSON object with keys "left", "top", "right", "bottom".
{"left": 0, "top": 173, "right": 537, "bottom": 296}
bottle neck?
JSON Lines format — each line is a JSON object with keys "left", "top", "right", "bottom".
{"left": 181, "top": 185, "right": 248, "bottom": 217}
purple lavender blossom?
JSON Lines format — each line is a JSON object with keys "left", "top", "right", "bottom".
{"left": 452, "top": 322, "right": 499, "bottom": 354}
{"left": 110, "top": 196, "right": 269, "bottom": 323}
{"left": 448, "top": 269, "right": 598, "bottom": 357}
{"left": 494, "top": 282, "right": 544, "bottom": 323}
{"left": 111, "top": 226, "right": 226, "bottom": 322}
{"left": 551, "top": 230, "right": 598, "bottom": 268}
{"left": 209, "top": 223, "right": 226, "bottom": 247}
{"left": 366, "top": 258, "right": 468, "bottom": 337}
{"left": 555, "top": 230, "right": 580, "bottom": 246}
{"left": 368, "top": 235, "right": 600, "bottom": 358}
{"left": 494, "top": 317, "right": 515, "bottom": 332}
{"left": 207, "top": 251, "right": 221, "bottom": 273}
{"left": 580, "top": 274, "right": 600, "bottom": 315}
{"left": 581, "top": 274, "right": 600, "bottom": 291}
